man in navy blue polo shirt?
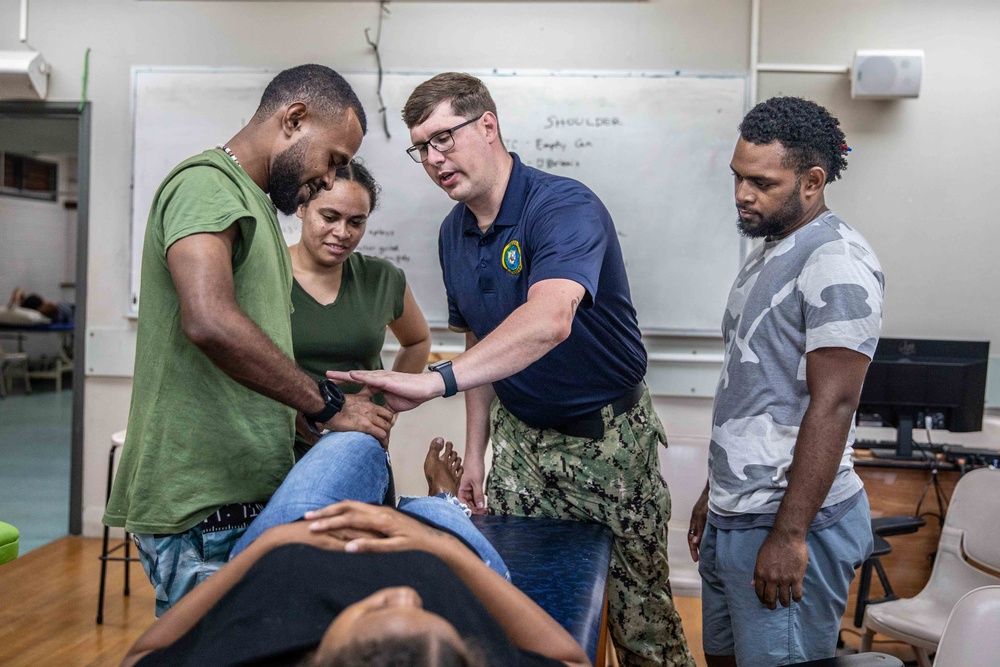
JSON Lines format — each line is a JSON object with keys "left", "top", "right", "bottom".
{"left": 330, "top": 73, "right": 693, "bottom": 666}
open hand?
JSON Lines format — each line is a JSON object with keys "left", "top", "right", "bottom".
{"left": 327, "top": 369, "right": 443, "bottom": 413}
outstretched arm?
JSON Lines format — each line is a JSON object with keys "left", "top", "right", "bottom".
{"left": 328, "top": 278, "right": 585, "bottom": 412}
{"left": 306, "top": 501, "right": 590, "bottom": 667}
{"left": 752, "top": 347, "right": 870, "bottom": 609}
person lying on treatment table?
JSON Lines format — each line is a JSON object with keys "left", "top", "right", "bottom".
{"left": 7, "top": 286, "right": 75, "bottom": 323}
{"left": 120, "top": 434, "right": 590, "bottom": 667}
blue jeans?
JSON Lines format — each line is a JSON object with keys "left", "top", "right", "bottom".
{"left": 230, "top": 431, "right": 509, "bottom": 579}
{"left": 134, "top": 525, "right": 248, "bottom": 617}
{"left": 699, "top": 492, "right": 874, "bottom": 665}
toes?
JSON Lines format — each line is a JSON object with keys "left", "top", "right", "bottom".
{"left": 443, "top": 441, "right": 454, "bottom": 457}
{"left": 426, "top": 438, "right": 444, "bottom": 460}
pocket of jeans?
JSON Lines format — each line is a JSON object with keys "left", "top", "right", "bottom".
{"left": 132, "top": 534, "right": 159, "bottom": 584}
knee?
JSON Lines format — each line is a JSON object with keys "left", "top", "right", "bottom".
{"left": 308, "top": 431, "right": 384, "bottom": 466}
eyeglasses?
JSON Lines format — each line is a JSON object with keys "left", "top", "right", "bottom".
{"left": 405, "top": 114, "right": 484, "bottom": 163}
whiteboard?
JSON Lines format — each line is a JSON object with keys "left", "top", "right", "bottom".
{"left": 131, "top": 68, "right": 746, "bottom": 333}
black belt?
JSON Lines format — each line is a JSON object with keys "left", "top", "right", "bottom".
{"left": 155, "top": 502, "right": 265, "bottom": 538}
{"left": 201, "top": 502, "right": 266, "bottom": 533}
{"left": 550, "top": 383, "right": 646, "bottom": 440}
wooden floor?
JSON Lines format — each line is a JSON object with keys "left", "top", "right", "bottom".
{"left": 0, "top": 537, "right": 917, "bottom": 667}
{"left": 0, "top": 537, "right": 156, "bottom": 667}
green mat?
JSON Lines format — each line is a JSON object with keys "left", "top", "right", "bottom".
{"left": 0, "top": 521, "right": 20, "bottom": 565}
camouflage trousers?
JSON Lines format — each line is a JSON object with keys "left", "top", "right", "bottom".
{"left": 487, "top": 388, "right": 695, "bottom": 667}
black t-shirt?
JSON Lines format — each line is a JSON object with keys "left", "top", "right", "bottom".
{"left": 138, "top": 544, "right": 563, "bottom": 667}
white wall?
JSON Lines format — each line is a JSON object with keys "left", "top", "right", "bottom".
{"left": 1, "top": 0, "right": 998, "bottom": 540}
{"left": 758, "top": 0, "right": 1000, "bottom": 348}
{"left": 0, "top": 198, "right": 65, "bottom": 303}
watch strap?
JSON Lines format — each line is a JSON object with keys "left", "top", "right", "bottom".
{"left": 429, "top": 360, "right": 458, "bottom": 398}
{"left": 304, "top": 379, "right": 345, "bottom": 435}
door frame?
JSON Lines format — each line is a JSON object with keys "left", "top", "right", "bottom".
{"left": 0, "top": 100, "right": 91, "bottom": 535}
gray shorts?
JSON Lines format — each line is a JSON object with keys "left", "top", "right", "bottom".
{"left": 698, "top": 492, "right": 873, "bottom": 664}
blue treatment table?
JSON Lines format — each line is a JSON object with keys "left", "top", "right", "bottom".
{"left": 471, "top": 514, "right": 613, "bottom": 666}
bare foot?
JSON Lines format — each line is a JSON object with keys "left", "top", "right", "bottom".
{"left": 424, "top": 437, "right": 463, "bottom": 496}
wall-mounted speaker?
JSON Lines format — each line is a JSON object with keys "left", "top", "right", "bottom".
{"left": 851, "top": 49, "right": 924, "bottom": 100}
{"left": 0, "top": 51, "right": 49, "bottom": 100}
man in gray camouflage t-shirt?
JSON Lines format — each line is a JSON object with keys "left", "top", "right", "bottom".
{"left": 688, "top": 97, "right": 882, "bottom": 666}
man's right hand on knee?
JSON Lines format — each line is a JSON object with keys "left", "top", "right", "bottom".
{"left": 324, "top": 393, "right": 394, "bottom": 447}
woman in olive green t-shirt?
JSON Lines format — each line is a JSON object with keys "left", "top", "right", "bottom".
{"left": 289, "top": 160, "right": 431, "bottom": 458}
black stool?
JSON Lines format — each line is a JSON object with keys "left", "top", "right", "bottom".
{"left": 852, "top": 515, "right": 926, "bottom": 628}
{"left": 96, "top": 430, "right": 141, "bottom": 624}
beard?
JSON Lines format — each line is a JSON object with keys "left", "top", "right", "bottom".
{"left": 270, "top": 138, "right": 312, "bottom": 215}
{"left": 736, "top": 181, "right": 804, "bottom": 239}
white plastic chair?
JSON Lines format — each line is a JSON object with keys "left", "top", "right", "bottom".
{"left": 861, "top": 468, "right": 1000, "bottom": 667}
{"left": 0, "top": 342, "right": 31, "bottom": 397}
{"left": 932, "top": 585, "right": 1000, "bottom": 666}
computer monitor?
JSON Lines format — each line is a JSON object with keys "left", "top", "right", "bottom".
{"left": 856, "top": 338, "right": 990, "bottom": 459}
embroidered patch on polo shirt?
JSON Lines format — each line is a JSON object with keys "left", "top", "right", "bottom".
{"left": 502, "top": 240, "right": 523, "bottom": 275}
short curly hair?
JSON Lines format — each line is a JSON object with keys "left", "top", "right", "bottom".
{"left": 738, "top": 97, "right": 848, "bottom": 183}
{"left": 254, "top": 64, "right": 367, "bottom": 135}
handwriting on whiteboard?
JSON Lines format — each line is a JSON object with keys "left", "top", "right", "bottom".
{"left": 505, "top": 115, "right": 623, "bottom": 171}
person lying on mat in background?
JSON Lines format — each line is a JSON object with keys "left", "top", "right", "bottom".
{"left": 120, "top": 436, "right": 589, "bottom": 667}
{"left": 7, "top": 286, "right": 75, "bottom": 323}
{"left": 289, "top": 159, "right": 430, "bottom": 458}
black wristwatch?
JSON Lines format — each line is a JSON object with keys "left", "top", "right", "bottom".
{"left": 303, "top": 379, "right": 346, "bottom": 436}
{"left": 429, "top": 360, "right": 458, "bottom": 398}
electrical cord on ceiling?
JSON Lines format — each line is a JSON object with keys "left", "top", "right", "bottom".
{"left": 365, "top": 0, "right": 392, "bottom": 140}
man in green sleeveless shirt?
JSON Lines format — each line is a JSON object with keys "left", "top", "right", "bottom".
{"left": 103, "top": 65, "right": 395, "bottom": 616}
